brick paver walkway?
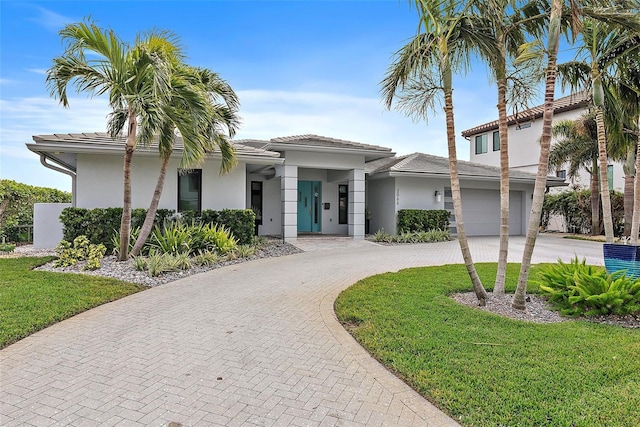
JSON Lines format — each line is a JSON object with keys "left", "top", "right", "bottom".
{"left": 1, "top": 235, "right": 604, "bottom": 426}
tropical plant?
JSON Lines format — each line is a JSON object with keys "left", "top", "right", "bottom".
{"left": 111, "top": 226, "right": 142, "bottom": 257}
{"left": 550, "top": 112, "right": 601, "bottom": 234}
{"left": 53, "top": 235, "right": 106, "bottom": 270}
{"left": 129, "top": 66, "right": 240, "bottom": 257}
{"left": 536, "top": 257, "right": 640, "bottom": 316}
{"left": 149, "top": 222, "right": 192, "bottom": 255}
{"left": 235, "top": 245, "right": 256, "bottom": 258}
{"left": 192, "top": 249, "right": 220, "bottom": 266}
{"left": 47, "top": 19, "right": 186, "bottom": 260}
{"left": 381, "top": 0, "right": 488, "bottom": 304}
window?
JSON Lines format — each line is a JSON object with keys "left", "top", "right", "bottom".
{"left": 338, "top": 184, "right": 348, "bottom": 224}
{"left": 251, "top": 181, "right": 263, "bottom": 225}
{"left": 475, "top": 134, "right": 488, "bottom": 154}
{"left": 516, "top": 122, "right": 531, "bottom": 130}
{"left": 556, "top": 170, "right": 567, "bottom": 179}
{"left": 607, "top": 165, "right": 613, "bottom": 191}
{"left": 493, "top": 131, "right": 500, "bottom": 151}
{"left": 178, "top": 169, "right": 201, "bottom": 212}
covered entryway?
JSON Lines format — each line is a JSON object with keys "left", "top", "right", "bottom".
{"left": 297, "top": 180, "right": 322, "bottom": 232}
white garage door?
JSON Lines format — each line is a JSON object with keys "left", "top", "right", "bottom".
{"left": 457, "top": 189, "right": 523, "bottom": 236}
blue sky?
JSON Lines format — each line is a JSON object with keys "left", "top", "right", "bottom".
{"left": 2, "top": 0, "right": 525, "bottom": 191}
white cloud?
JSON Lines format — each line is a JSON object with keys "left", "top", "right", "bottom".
{"left": 27, "top": 68, "right": 47, "bottom": 75}
{"left": 29, "top": 6, "right": 75, "bottom": 32}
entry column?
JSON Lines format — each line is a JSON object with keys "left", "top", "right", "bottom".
{"left": 348, "top": 168, "right": 365, "bottom": 239}
{"left": 276, "top": 164, "right": 298, "bottom": 242}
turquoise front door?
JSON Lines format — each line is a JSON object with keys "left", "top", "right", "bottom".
{"left": 297, "top": 181, "right": 321, "bottom": 232}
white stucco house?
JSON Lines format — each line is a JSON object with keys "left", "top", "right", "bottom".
{"left": 27, "top": 132, "right": 565, "bottom": 247}
{"left": 460, "top": 91, "right": 625, "bottom": 192}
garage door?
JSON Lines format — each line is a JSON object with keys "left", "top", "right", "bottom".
{"left": 451, "top": 189, "right": 523, "bottom": 236}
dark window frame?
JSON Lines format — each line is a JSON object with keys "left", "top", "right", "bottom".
{"left": 475, "top": 134, "right": 488, "bottom": 154}
{"left": 493, "top": 131, "right": 500, "bottom": 151}
{"left": 338, "top": 184, "right": 348, "bottom": 224}
{"left": 251, "top": 181, "right": 263, "bottom": 225}
{"left": 556, "top": 170, "right": 567, "bottom": 179}
{"left": 177, "top": 169, "right": 202, "bottom": 212}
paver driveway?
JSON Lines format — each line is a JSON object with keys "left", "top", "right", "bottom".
{"left": 1, "top": 235, "right": 604, "bottom": 426}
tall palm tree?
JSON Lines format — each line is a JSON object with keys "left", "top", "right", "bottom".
{"left": 47, "top": 19, "right": 181, "bottom": 260}
{"left": 513, "top": 0, "right": 566, "bottom": 310}
{"left": 382, "top": 0, "right": 488, "bottom": 305}
{"left": 557, "top": 16, "right": 640, "bottom": 243}
{"left": 513, "top": 0, "right": 640, "bottom": 310}
{"left": 129, "top": 67, "right": 240, "bottom": 256}
{"left": 470, "top": 0, "right": 545, "bottom": 295}
{"left": 549, "top": 112, "right": 601, "bottom": 235}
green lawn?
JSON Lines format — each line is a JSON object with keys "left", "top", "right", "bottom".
{"left": 335, "top": 263, "right": 640, "bottom": 427}
{"left": 0, "top": 257, "right": 145, "bottom": 348}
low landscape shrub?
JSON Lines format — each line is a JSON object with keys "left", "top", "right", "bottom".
{"left": 53, "top": 235, "right": 106, "bottom": 270}
{"left": 61, "top": 207, "right": 256, "bottom": 250}
{"left": 535, "top": 257, "right": 640, "bottom": 316}
{"left": 373, "top": 228, "right": 451, "bottom": 244}
{"left": 397, "top": 209, "right": 450, "bottom": 233}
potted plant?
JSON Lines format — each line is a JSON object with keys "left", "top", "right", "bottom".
{"left": 603, "top": 236, "right": 640, "bottom": 279}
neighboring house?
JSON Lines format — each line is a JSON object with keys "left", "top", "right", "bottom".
{"left": 460, "top": 92, "right": 626, "bottom": 192}
{"left": 27, "top": 133, "right": 563, "bottom": 247}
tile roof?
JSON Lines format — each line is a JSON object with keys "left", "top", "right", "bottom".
{"left": 31, "top": 132, "right": 281, "bottom": 158}
{"left": 269, "top": 134, "right": 393, "bottom": 153}
{"left": 460, "top": 91, "right": 590, "bottom": 137}
{"left": 366, "top": 152, "right": 566, "bottom": 185}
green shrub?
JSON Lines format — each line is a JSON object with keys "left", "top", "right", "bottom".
{"left": 149, "top": 222, "right": 191, "bottom": 255}
{"left": 0, "top": 179, "right": 71, "bottom": 242}
{"left": 60, "top": 207, "right": 255, "bottom": 249}
{"left": 53, "top": 235, "right": 106, "bottom": 269}
{"left": 397, "top": 209, "right": 450, "bottom": 233}
{"left": 373, "top": 228, "right": 450, "bottom": 244}
{"left": 192, "top": 250, "right": 220, "bottom": 266}
{"left": 111, "top": 226, "right": 142, "bottom": 257}
{"left": 145, "top": 253, "right": 175, "bottom": 277}
{"left": 84, "top": 243, "right": 106, "bottom": 271}
{"left": 236, "top": 244, "right": 256, "bottom": 258}
{"left": 0, "top": 242, "right": 16, "bottom": 253}
{"left": 535, "top": 257, "right": 640, "bottom": 316}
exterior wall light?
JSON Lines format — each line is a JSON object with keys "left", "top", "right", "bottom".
{"left": 435, "top": 190, "right": 442, "bottom": 202}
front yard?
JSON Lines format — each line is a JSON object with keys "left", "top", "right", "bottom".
{"left": 0, "top": 257, "right": 144, "bottom": 348}
{"left": 335, "top": 263, "right": 640, "bottom": 427}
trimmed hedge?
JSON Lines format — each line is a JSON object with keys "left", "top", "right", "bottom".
{"left": 397, "top": 209, "right": 450, "bottom": 233}
{"left": 60, "top": 207, "right": 256, "bottom": 249}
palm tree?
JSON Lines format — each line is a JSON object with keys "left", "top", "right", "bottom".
{"left": 129, "top": 67, "right": 240, "bottom": 256}
{"left": 513, "top": 1, "right": 640, "bottom": 310}
{"left": 557, "top": 16, "right": 640, "bottom": 243}
{"left": 382, "top": 0, "right": 488, "bottom": 305}
{"left": 47, "top": 19, "right": 181, "bottom": 260}
{"left": 470, "top": 0, "right": 545, "bottom": 295}
{"left": 549, "top": 112, "right": 601, "bottom": 235}
{"left": 512, "top": 0, "right": 565, "bottom": 310}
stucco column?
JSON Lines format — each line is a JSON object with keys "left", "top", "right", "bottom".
{"left": 348, "top": 168, "right": 365, "bottom": 239}
{"left": 276, "top": 164, "right": 298, "bottom": 242}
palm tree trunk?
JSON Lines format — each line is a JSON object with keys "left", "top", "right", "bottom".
{"left": 443, "top": 67, "right": 487, "bottom": 306}
{"left": 118, "top": 112, "right": 136, "bottom": 261}
{"left": 631, "top": 127, "right": 640, "bottom": 244}
{"left": 495, "top": 72, "right": 509, "bottom": 295}
{"left": 131, "top": 154, "right": 170, "bottom": 256}
{"left": 623, "top": 145, "right": 635, "bottom": 237}
{"left": 513, "top": 0, "right": 562, "bottom": 310}
{"left": 590, "top": 160, "right": 600, "bottom": 235}
{"left": 595, "top": 106, "right": 615, "bottom": 242}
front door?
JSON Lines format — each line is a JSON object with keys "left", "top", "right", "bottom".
{"left": 297, "top": 181, "right": 321, "bottom": 232}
